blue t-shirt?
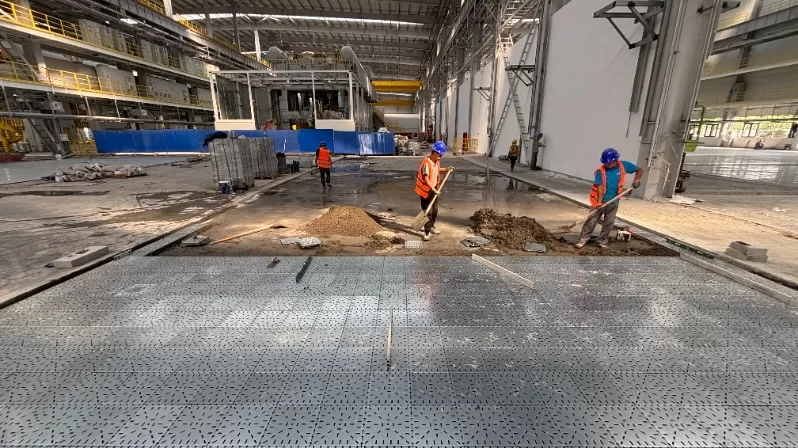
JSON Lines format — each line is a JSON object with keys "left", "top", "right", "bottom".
{"left": 594, "top": 161, "right": 638, "bottom": 203}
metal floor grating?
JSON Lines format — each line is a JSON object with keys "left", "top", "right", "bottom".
{"left": 1, "top": 255, "right": 798, "bottom": 447}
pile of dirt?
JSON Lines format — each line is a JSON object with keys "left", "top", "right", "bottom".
{"left": 470, "top": 208, "right": 558, "bottom": 250}
{"left": 470, "top": 208, "right": 677, "bottom": 256}
{"left": 305, "top": 205, "right": 383, "bottom": 237}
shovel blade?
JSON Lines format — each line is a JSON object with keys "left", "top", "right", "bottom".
{"left": 411, "top": 211, "right": 429, "bottom": 230}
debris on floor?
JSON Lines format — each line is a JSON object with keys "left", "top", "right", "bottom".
{"left": 404, "top": 240, "right": 423, "bottom": 249}
{"left": 280, "top": 237, "right": 298, "bottom": 245}
{"left": 52, "top": 246, "right": 109, "bottom": 268}
{"left": 297, "top": 237, "right": 321, "bottom": 249}
{"left": 181, "top": 235, "right": 210, "bottom": 247}
{"left": 669, "top": 195, "right": 702, "bottom": 205}
{"left": 461, "top": 236, "right": 491, "bottom": 248}
{"left": 524, "top": 242, "right": 547, "bottom": 253}
{"left": 725, "top": 240, "right": 768, "bottom": 262}
{"left": 46, "top": 163, "right": 147, "bottom": 182}
{"left": 305, "top": 205, "right": 383, "bottom": 236}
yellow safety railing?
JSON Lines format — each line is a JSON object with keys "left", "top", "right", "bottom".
{"left": 0, "top": 0, "right": 212, "bottom": 78}
{"left": 454, "top": 137, "right": 479, "bottom": 153}
{"left": 134, "top": 0, "right": 165, "bottom": 15}
{"left": 0, "top": 60, "right": 212, "bottom": 109}
{"left": 68, "top": 140, "right": 98, "bottom": 156}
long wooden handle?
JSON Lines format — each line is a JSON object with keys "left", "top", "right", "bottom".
{"left": 424, "top": 169, "right": 453, "bottom": 214}
{"left": 580, "top": 188, "right": 633, "bottom": 222}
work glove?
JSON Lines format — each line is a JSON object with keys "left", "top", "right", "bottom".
{"left": 431, "top": 187, "right": 441, "bottom": 195}
{"left": 447, "top": 166, "right": 455, "bottom": 172}
{"left": 632, "top": 181, "right": 641, "bottom": 189}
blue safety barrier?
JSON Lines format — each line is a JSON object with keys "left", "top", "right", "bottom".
{"left": 93, "top": 129, "right": 396, "bottom": 155}
{"left": 94, "top": 130, "right": 215, "bottom": 153}
{"left": 298, "top": 129, "right": 335, "bottom": 153}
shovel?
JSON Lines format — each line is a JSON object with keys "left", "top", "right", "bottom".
{"left": 555, "top": 188, "right": 633, "bottom": 232}
{"left": 411, "top": 169, "right": 453, "bottom": 230}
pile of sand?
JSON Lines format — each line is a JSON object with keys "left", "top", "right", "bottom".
{"left": 470, "top": 208, "right": 558, "bottom": 251}
{"left": 305, "top": 205, "right": 383, "bottom": 237}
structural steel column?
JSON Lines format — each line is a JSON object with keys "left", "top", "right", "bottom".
{"left": 163, "top": 0, "right": 172, "bottom": 16}
{"left": 348, "top": 72, "right": 354, "bottom": 120}
{"left": 232, "top": 7, "right": 240, "bottom": 51}
{"left": 467, "top": 24, "right": 482, "bottom": 142}
{"left": 254, "top": 30, "right": 261, "bottom": 61}
{"left": 453, "top": 47, "right": 464, "bottom": 146}
{"left": 639, "top": 0, "right": 722, "bottom": 199}
{"left": 203, "top": 0, "right": 213, "bottom": 38}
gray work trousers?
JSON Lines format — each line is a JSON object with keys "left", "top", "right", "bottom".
{"left": 578, "top": 201, "right": 619, "bottom": 244}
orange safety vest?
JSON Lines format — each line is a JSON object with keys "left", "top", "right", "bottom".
{"left": 317, "top": 147, "right": 331, "bottom": 169}
{"left": 589, "top": 163, "right": 625, "bottom": 207}
{"left": 415, "top": 157, "right": 439, "bottom": 198}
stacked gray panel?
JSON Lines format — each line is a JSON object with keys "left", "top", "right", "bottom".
{"left": 249, "top": 137, "right": 279, "bottom": 179}
{"left": 209, "top": 138, "right": 255, "bottom": 190}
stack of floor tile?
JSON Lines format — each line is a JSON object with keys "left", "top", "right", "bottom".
{"left": 249, "top": 137, "right": 279, "bottom": 179}
{"left": 209, "top": 138, "right": 255, "bottom": 190}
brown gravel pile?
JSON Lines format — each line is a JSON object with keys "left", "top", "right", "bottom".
{"left": 470, "top": 208, "right": 560, "bottom": 251}
{"left": 305, "top": 205, "right": 383, "bottom": 237}
{"left": 470, "top": 208, "right": 677, "bottom": 256}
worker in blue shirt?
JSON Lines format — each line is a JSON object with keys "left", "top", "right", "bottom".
{"left": 576, "top": 148, "right": 644, "bottom": 249}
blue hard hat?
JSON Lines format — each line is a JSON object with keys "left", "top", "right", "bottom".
{"left": 432, "top": 141, "right": 447, "bottom": 155}
{"left": 600, "top": 148, "right": 620, "bottom": 164}
{"left": 319, "top": 141, "right": 327, "bottom": 146}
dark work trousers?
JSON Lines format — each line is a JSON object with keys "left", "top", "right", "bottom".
{"left": 419, "top": 193, "right": 439, "bottom": 234}
{"left": 578, "top": 201, "right": 619, "bottom": 244}
{"left": 509, "top": 156, "right": 518, "bottom": 171}
{"left": 319, "top": 168, "right": 331, "bottom": 186}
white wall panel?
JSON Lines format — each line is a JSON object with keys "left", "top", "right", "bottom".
{"left": 537, "top": 0, "right": 646, "bottom": 181}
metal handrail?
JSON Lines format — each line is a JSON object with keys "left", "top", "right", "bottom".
{"left": 703, "top": 48, "right": 798, "bottom": 78}
{"left": 0, "top": 60, "right": 212, "bottom": 108}
{"left": 0, "top": 0, "right": 211, "bottom": 79}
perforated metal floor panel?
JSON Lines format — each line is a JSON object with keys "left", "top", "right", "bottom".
{"left": 1, "top": 255, "right": 798, "bottom": 447}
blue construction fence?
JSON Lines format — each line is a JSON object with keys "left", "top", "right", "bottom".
{"left": 93, "top": 129, "right": 395, "bottom": 155}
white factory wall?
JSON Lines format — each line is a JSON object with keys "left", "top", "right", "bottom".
{"left": 446, "top": 82, "right": 456, "bottom": 142}
{"left": 537, "top": 0, "right": 649, "bottom": 181}
{"left": 384, "top": 114, "right": 420, "bottom": 132}
{"left": 455, "top": 72, "right": 472, "bottom": 142}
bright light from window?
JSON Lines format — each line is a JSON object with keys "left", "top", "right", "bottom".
{"left": 178, "top": 13, "right": 425, "bottom": 26}
{"left": 120, "top": 18, "right": 139, "bottom": 24}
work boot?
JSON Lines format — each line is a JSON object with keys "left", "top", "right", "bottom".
{"left": 575, "top": 240, "right": 587, "bottom": 249}
{"left": 423, "top": 233, "right": 431, "bottom": 241}
{"left": 430, "top": 228, "right": 441, "bottom": 235}
{"left": 598, "top": 241, "right": 609, "bottom": 249}
{"left": 327, "top": 183, "right": 332, "bottom": 188}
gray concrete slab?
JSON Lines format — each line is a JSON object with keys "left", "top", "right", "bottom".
{"left": 1, "top": 255, "right": 797, "bottom": 447}
{"left": 0, "top": 156, "right": 188, "bottom": 184}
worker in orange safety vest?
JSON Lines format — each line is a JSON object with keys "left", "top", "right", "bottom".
{"left": 415, "top": 141, "right": 453, "bottom": 240}
{"left": 315, "top": 141, "right": 332, "bottom": 189}
{"left": 576, "top": 148, "right": 644, "bottom": 249}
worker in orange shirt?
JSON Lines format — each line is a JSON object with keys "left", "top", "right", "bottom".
{"left": 315, "top": 141, "right": 332, "bottom": 189}
{"left": 414, "top": 141, "right": 452, "bottom": 240}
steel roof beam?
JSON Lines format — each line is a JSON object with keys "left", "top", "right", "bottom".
{"left": 173, "top": 7, "right": 437, "bottom": 24}
{"left": 235, "top": 36, "right": 430, "bottom": 50}
{"left": 212, "top": 23, "right": 432, "bottom": 39}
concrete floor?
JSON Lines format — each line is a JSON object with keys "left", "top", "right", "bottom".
{"left": 686, "top": 147, "right": 798, "bottom": 187}
{"left": 0, "top": 156, "right": 187, "bottom": 185}
{"left": 0, "top": 160, "right": 228, "bottom": 305}
{"left": 1, "top": 255, "right": 797, "bottom": 447}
